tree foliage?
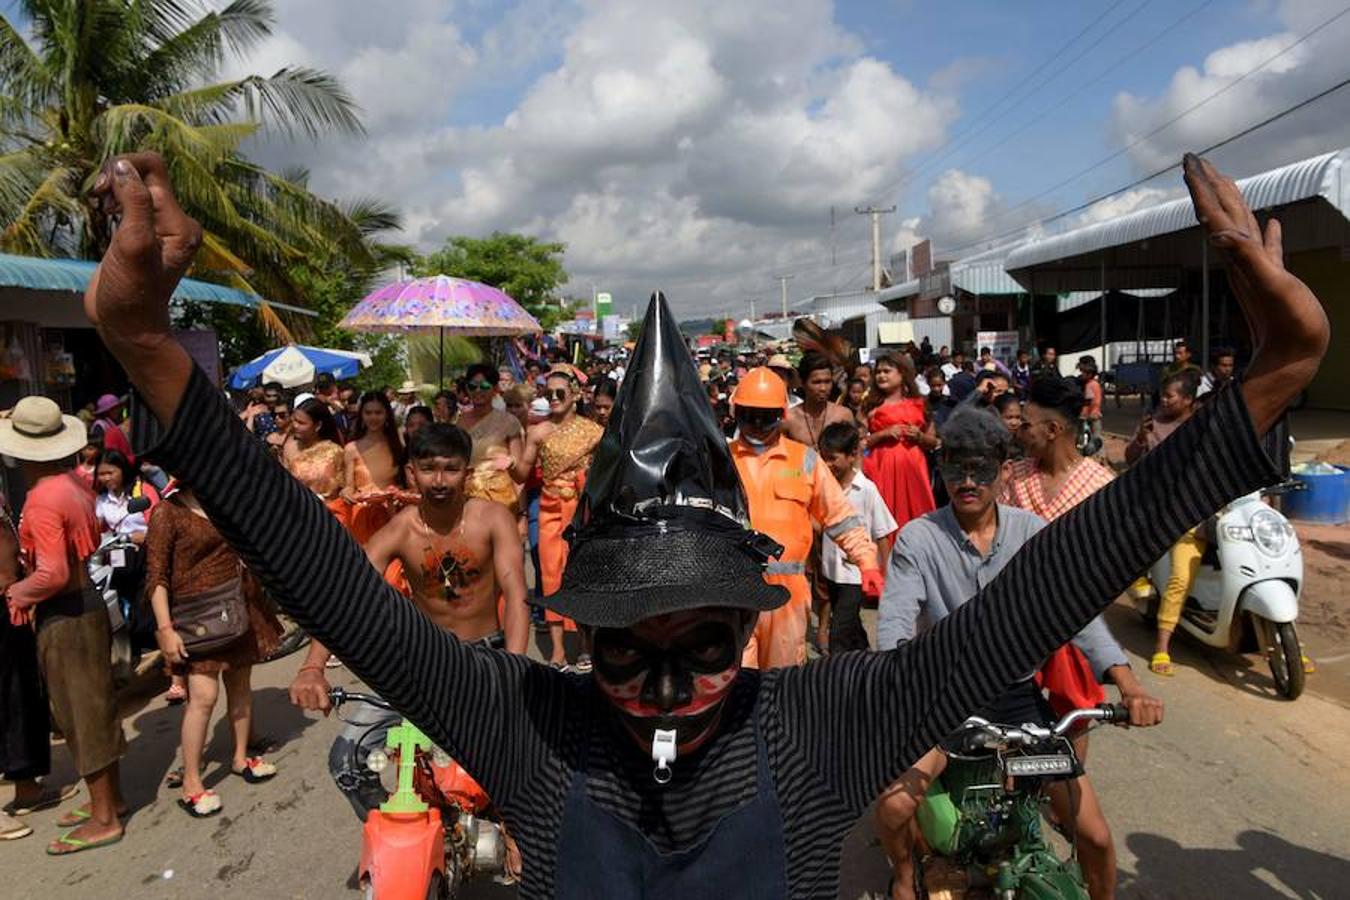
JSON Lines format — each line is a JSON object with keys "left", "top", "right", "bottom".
{"left": 415, "top": 231, "right": 568, "bottom": 321}
{"left": 0, "top": 0, "right": 389, "bottom": 340}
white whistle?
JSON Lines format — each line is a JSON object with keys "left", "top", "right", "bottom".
{"left": 651, "top": 728, "right": 677, "bottom": 784}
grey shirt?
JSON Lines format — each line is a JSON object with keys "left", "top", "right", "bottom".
{"left": 878, "top": 504, "right": 1129, "bottom": 681}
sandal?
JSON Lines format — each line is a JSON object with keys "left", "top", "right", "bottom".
{"left": 233, "top": 757, "right": 277, "bottom": 784}
{"left": 3, "top": 782, "right": 79, "bottom": 816}
{"left": 46, "top": 829, "right": 124, "bottom": 856}
{"left": 1302, "top": 654, "right": 1317, "bottom": 674}
{"left": 0, "top": 813, "right": 33, "bottom": 841}
{"left": 164, "top": 682, "right": 188, "bottom": 705}
{"left": 165, "top": 767, "right": 185, "bottom": 790}
{"left": 177, "top": 790, "right": 222, "bottom": 819}
{"left": 56, "top": 803, "right": 128, "bottom": 828}
{"left": 1149, "top": 652, "right": 1175, "bottom": 677}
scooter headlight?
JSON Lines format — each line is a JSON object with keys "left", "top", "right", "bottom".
{"left": 1249, "top": 508, "right": 1291, "bottom": 557}
{"left": 366, "top": 749, "right": 389, "bottom": 773}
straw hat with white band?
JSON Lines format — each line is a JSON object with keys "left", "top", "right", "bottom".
{"left": 0, "top": 397, "right": 89, "bottom": 462}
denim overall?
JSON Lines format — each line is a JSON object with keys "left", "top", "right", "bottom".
{"left": 555, "top": 710, "right": 788, "bottom": 899}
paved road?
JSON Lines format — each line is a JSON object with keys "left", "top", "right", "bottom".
{"left": 4, "top": 602, "right": 1348, "bottom": 899}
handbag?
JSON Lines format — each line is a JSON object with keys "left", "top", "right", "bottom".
{"left": 173, "top": 573, "right": 250, "bottom": 654}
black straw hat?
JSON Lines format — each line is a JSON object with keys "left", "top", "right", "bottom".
{"left": 541, "top": 292, "right": 787, "bottom": 628}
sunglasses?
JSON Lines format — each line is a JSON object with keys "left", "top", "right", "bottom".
{"left": 938, "top": 459, "right": 1001, "bottom": 486}
{"left": 467, "top": 379, "right": 495, "bottom": 392}
{"left": 735, "top": 408, "right": 783, "bottom": 429}
{"left": 546, "top": 388, "right": 569, "bottom": 402}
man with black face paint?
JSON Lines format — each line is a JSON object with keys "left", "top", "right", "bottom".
{"left": 90, "top": 152, "right": 1326, "bottom": 898}
{"left": 729, "top": 367, "right": 883, "bottom": 668}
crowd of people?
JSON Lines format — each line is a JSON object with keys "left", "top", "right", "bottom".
{"left": 0, "top": 321, "right": 1258, "bottom": 865}
{"left": 0, "top": 149, "right": 1325, "bottom": 900}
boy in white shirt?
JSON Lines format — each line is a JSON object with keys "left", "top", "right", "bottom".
{"left": 817, "top": 423, "right": 898, "bottom": 652}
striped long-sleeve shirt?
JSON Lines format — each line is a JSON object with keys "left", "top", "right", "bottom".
{"left": 138, "top": 366, "right": 1276, "bottom": 899}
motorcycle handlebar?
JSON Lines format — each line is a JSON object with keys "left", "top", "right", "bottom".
{"left": 1052, "top": 703, "right": 1130, "bottom": 736}
{"left": 327, "top": 687, "right": 392, "bottom": 711}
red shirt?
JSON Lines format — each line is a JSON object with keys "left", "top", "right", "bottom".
{"left": 10, "top": 472, "right": 100, "bottom": 608}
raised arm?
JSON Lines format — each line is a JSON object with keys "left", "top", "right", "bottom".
{"left": 512, "top": 426, "right": 542, "bottom": 483}
{"left": 775, "top": 152, "right": 1328, "bottom": 814}
{"left": 85, "top": 153, "right": 560, "bottom": 805}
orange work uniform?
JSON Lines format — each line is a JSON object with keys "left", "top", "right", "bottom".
{"left": 731, "top": 435, "right": 877, "bottom": 669}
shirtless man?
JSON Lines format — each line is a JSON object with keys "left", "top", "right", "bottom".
{"left": 289, "top": 423, "right": 528, "bottom": 819}
{"left": 783, "top": 352, "right": 854, "bottom": 448}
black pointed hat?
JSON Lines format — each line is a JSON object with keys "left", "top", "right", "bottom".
{"left": 541, "top": 292, "right": 787, "bottom": 628}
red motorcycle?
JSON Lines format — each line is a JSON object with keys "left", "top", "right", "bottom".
{"left": 329, "top": 688, "right": 510, "bottom": 899}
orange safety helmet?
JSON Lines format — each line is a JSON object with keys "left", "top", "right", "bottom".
{"left": 732, "top": 367, "right": 789, "bottom": 412}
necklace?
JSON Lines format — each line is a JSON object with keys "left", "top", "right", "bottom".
{"left": 801, "top": 402, "right": 829, "bottom": 448}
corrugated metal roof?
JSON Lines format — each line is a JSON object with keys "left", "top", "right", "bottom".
{"left": 1006, "top": 147, "right": 1348, "bottom": 272}
{"left": 947, "top": 241, "right": 1026, "bottom": 295}
{"left": 950, "top": 259, "right": 1025, "bottom": 295}
{"left": 808, "top": 290, "right": 889, "bottom": 322}
{"left": 877, "top": 278, "right": 920, "bottom": 303}
{"left": 0, "top": 252, "right": 316, "bottom": 316}
{"left": 1056, "top": 287, "right": 1175, "bottom": 313}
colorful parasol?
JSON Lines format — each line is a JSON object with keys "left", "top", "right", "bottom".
{"left": 340, "top": 275, "right": 543, "bottom": 337}
{"left": 341, "top": 275, "right": 543, "bottom": 386}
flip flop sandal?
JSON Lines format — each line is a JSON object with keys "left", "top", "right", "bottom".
{"left": 55, "top": 807, "right": 91, "bottom": 828}
{"left": 46, "top": 829, "right": 124, "bottom": 856}
{"left": 57, "top": 804, "right": 128, "bottom": 827}
{"left": 3, "top": 782, "right": 79, "bottom": 816}
{"left": 164, "top": 683, "right": 188, "bottom": 705}
{"left": 233, "top": 757, "right": 277, "bottom": 784}
{"left": 165, "top": 767, "right": 185, "bottom": 790}
{"left": 1302, "top": 654, "right": 1317, "bottom": 674}
{"left": 1149, "top": 652, "right": 1175, "bottom": 677}
{"left": 177, "top": 791, "right": 222, "bottom": 819}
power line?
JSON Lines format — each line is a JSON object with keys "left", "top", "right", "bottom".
{"left": 936, "top": 4, "right": 1350, "bottom": 256}
{"left": 939, "top": 71, "right": 1350, "bottom": 259}
{"left": 930, "top": 0, "right": 1218, "bottom": 192}
{"left": 864, "top": 0, "right": 1128, "bottom": 206}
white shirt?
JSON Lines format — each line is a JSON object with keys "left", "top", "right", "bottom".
{"left": 96, "top": 491, "right": 148, "bottom": 538}
{"left": 941, "top": 362, "right": 959, "bottom": 380}
{"left": 821, "top": 471, "right": 897, "bottom": 584}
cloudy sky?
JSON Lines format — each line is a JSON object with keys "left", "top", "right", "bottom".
{"left": 229, "top": 0, "right": 1350, "bottom": 317}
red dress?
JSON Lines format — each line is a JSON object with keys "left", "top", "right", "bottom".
{"left": 864, "top": 398, "right": 935, "bottom": 528}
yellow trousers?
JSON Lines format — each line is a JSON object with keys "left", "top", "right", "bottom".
{"left": 1158, "top": 529, "right": 1204, "bottom": 632}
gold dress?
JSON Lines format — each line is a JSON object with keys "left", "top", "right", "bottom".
{"left": 464, "top": 409, "right": 524, "bottom": 515}
{"left": 537, "top": 416, "right": 603, "bottom": 627}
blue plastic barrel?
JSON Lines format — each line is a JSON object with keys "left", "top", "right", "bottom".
{"left": 1285, "top": 465, "right": 1350, "bottom": 525}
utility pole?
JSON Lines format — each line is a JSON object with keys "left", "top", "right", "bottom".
{"left": 774, "top": 274, "right": 793, "bottom": 318}
{"left": 855, "top": 205, "right": 896, "bottom": 292}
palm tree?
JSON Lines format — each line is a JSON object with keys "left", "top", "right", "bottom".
{"left": 0, "top": 0, "right": 390, "bottom": 338}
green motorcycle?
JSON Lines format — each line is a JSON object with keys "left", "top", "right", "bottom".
{"left": 913, "top": 703, "right": 1129, "bottom": 899}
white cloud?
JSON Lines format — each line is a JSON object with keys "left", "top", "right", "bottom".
{"left": 232, "top": 0, "right": 959, "bottom": 317}
{"left": 1071, "top": 186, "right": 1180, "bottom": 227}
{"left": 1110, "top": 1, "right": 1350, "bottom": 177}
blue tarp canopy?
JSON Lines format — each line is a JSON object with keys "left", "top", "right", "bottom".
{"left": 0, "top": 252, "right": 316, "bottom": 316}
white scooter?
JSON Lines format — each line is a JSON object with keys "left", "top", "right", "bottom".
{"left": 1137, "top": 482, "right": 1306, "bottom": 700}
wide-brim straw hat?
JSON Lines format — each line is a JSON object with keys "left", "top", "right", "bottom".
{"left": 0, "top": 397, "right": 89, "bottom": 462}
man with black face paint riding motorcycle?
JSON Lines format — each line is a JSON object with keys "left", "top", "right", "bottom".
{"left": 87, "top": 151, "right": 1326, "bottom": 898}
